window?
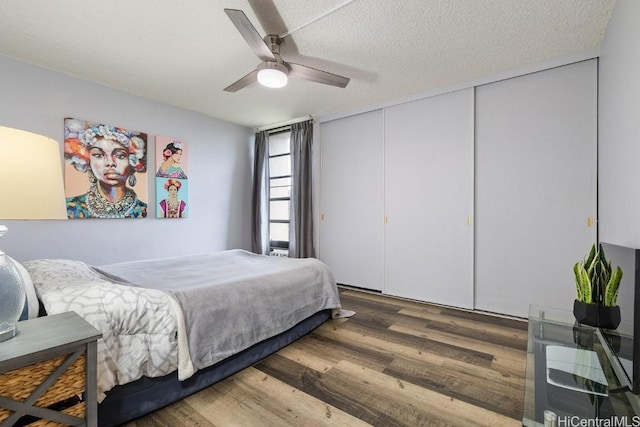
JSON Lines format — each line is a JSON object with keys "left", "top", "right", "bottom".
{"left": 268, "top": 131, "right": 291, "bottom": 251}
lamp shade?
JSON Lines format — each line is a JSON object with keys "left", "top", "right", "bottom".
{"left": 0, "top": 126, "right": 67, "bottom": 220}
{"left": 0, "top": 126, "right": 66, "bottom": 341}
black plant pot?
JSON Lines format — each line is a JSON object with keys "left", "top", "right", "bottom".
{"left": 573, "top": 299, "right": 621, "bottom": 330}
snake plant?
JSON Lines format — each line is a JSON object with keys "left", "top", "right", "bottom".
{"left": 574, "top": 244, "right": 623, "bottom": 307}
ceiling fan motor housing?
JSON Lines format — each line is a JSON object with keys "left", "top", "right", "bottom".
{"left": 264, "top": 35, "right": 284, "bottom": 56}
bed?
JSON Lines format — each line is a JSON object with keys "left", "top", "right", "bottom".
{"left": 21, "top": 249, "right": 342, "bottom": 426}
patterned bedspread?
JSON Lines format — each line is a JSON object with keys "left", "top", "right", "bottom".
{"left": 23, "top": 258, "right": 181, "bottom": 401}
{"left": 23, "top": 250, "right": 341, "bottom": 401}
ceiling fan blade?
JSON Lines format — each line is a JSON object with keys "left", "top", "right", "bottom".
{"left": 224, "top": 69, "right": 258, "bottom": 92}
{"left": 224, "top": 9, "right": 275, "bottom": 62}
{"left": 287, "top": 63, "right": 350, "bottom": 88}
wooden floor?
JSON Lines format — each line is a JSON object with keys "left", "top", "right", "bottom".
{"left": 124, "top": 288, "right": 528, "bottom": 426}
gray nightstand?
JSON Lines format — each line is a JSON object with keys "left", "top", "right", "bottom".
{"left": 0, "top": 312, "right": 101, "bottom": 427}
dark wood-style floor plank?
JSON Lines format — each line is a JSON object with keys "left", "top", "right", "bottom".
{"left": 383, "top": 356, "right": 524, "bottom": 419}
{"left": 256, "top": 354, "right": 384, "bottom": 425}
{"left": 125, "top": 288, "right": 526, "bottom": 427}
{"left": 342, "top": 314, "right": 496, "bottom": 367}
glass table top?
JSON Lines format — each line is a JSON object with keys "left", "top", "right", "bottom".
{"left": 523, "top": 305, "right": 640, "bottom": 426}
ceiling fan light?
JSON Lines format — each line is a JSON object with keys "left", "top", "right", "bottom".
{"left": 257, "top": 62, "right": 288, "bottom": 88}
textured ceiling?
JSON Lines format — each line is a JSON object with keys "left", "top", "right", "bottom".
{"left": 0, "top": 0, "right": 615, "bottom": 129}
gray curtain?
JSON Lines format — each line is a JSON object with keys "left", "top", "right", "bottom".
{"left": 251, "top": 130, "right": 270, "bottom": 255}
{"left": 289, "top": 120, "right": 315, "bottom": 258}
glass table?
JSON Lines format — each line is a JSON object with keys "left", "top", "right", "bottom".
{"left": 523, "top": 305, "right": 640, "bottom": 426}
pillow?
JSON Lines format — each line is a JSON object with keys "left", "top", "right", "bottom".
{"left": 6, "top": 256, "right": 39, "bottom": 320}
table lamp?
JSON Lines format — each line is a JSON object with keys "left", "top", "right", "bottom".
{"left": 0, "top": 126, "right": 66, "bottom": 342}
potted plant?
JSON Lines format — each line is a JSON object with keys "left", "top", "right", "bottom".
{"left": 573, "top": 244, "right": 623, "bottom": 329}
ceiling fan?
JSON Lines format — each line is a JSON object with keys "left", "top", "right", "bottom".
{"left": 223, "top": 8, "right": 350, "bottom": 92}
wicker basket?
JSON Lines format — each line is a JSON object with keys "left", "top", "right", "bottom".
{"left": 0, "top": 353, "right": 86, "bottom": 425}
{"left": 29, "top": 402, "right": 85, "bottom": 427}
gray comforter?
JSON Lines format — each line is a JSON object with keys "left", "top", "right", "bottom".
{"left": 94, "top": 249, "right": 341, "bottom": 370}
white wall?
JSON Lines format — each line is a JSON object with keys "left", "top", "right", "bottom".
{"left": 0, "top": 56, "right": 254, "bottom": 264}
{"left": 599, "top": 0, "right": 640, "bottom": 247}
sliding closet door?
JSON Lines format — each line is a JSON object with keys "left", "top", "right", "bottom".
{"left": 475, "top": 60, "right": 597, "bottom": 318}
{"left": 384, "top": 88, "right": 474, "bottom": 308}
{"left": 319, "top": 110, "right": 384, "bottom": 291}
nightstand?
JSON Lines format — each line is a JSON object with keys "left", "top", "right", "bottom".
{"left": 0, "top": 312, "right": 101, "bottom": 427}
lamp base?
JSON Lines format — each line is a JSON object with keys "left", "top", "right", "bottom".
{"left": 0, "top": 325, "right": 17, "bottom": 342}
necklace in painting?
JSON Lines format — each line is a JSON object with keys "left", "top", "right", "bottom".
{"left": 86, "top": 184, "right": 138, "bottom": 218}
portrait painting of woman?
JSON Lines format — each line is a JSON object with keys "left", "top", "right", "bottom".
{"left": 156, "top": 137, "right": 188, "bottom": 179}
{"left": 157, "top": 178, "right": 187, "bottom": 218}
{"left": 64, "top": 117, "right": 148, "bottom": 219}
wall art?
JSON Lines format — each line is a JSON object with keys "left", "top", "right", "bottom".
{"left": 155, "top": 136, "right": 188, "bottom": 218}
{"left": 64, "top": 117, "right": 148, "bottom": 219}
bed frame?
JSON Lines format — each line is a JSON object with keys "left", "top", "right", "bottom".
{"left": 97, "top": 309, "right": 332, "bottom": 426}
